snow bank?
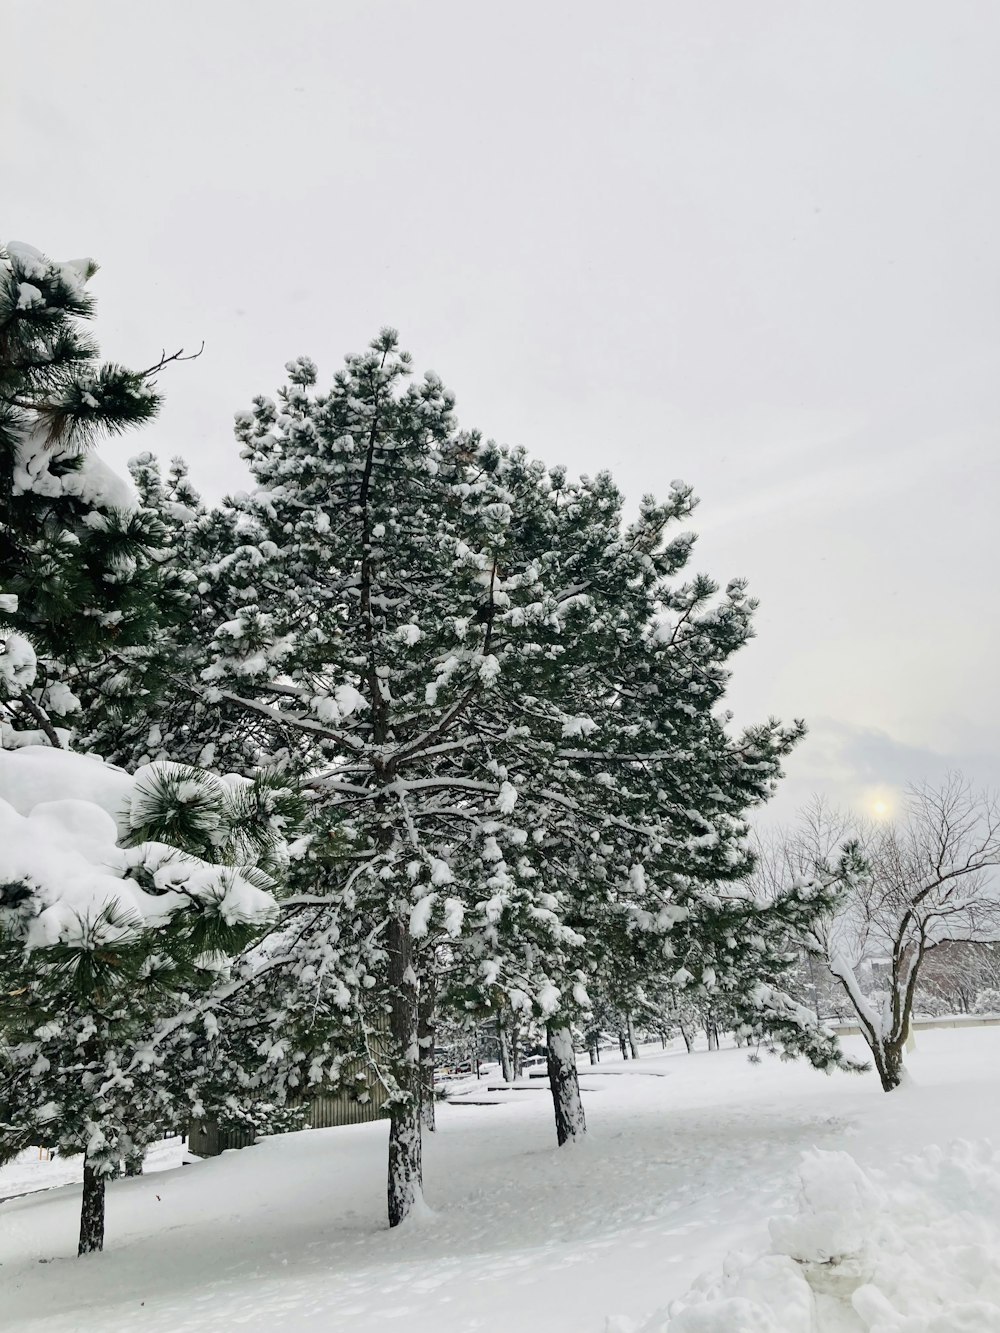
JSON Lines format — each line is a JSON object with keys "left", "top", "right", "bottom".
{"left": 617, "top": 1141, "right": 1000, "bottom": 1332}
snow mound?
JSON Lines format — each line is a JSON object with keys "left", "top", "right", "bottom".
{"left": 615, "top": 1142, "right": 1000, "bottom": 1332}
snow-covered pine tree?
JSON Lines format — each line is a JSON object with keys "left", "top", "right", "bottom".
{"left": 0, "top": 240, "right": 186, "bottom": 748}
{"left": 422, "top": 450, "right": 852, "bottom": 1145}
{"left": 0, "top": 673, "right": 282, "bottom": 1254}
{"left": 153, "top": 334, "right": 537, "bottom": 1225}
{"left": 119, "top": 333, "right": 851, "bottom": 1216}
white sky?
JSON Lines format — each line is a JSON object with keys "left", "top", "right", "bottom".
{"left": 7, "top": 1, "right": 999, "bottom": 820}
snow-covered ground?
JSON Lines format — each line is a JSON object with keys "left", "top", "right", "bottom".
{"left": 2, "top": 1029, "right": 999, "bottom": 1332}
{"left": 0, "top": 1137, "right": 185, "bottom": 1204}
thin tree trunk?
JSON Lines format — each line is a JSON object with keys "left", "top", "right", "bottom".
{"left": 626, "top": 1013, "right": 639, "bottom": 1059}
{"left": 618, "top": 1031, "right": 629, "bottom": 1059}
{"left": 512, "top": 1021, "right": 522, "bottom": 1080}
{"left": 546, "top": 1023, "right": 586, "bottom": 1146}
{"left": 497, "top": 1015, "right": 514, "bottom": 1083}
{"left": 78, "top": 1155, "right": 105, "bottom": 1255}
{"left": 706, "top": 1025, "right": 719, "bottom": 1051}
{"left": 418, "top": 975, "right": 437, "bottom": 1132}
{"left": 588, "top": 1042, "right": 598, "bottom": 1066}
{"left": 387, "top": 915, "right": 422, "bottom": 1227}
{"left": 680, "top": 1021, "right": 694, "bottom": 1053}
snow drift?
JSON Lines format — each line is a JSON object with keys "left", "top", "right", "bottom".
{"left": 617, "top": 1141, "right": 1000, "bottom": 1332}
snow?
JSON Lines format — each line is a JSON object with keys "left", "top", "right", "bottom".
{"left": 0, "top": 746, "right": 276, "bottom": 945}
{"left": 0, "top": 630, "right": 37, "bottom": 689}
{"left": 0, "top": 746, "right": 134, "bottom": 833}
{"left": 638, "top": 1141, "right": 1000, "bottom": 1330}
{"left": 3, "top": 1029, "right": 1000, "bottom": 1332}
{"left": 0, "top": 1138, "right": 186, "bottom": 1205}
{"left": 12, "top": 427, "right": 140, "bottom": 512}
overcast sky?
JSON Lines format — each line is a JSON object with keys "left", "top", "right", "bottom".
{"left": 7, "top": 1, "right": 999, "bottom": 821}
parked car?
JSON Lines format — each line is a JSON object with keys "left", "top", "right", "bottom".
{"left": 521, "top": 1055, "right": 547, "bottom": 1072}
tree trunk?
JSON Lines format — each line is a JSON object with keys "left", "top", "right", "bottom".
{"left": 626, "top": 1013, "right": 639, "bottom": 1059}
{"left": 680, "top": 1022, "right": 694, "bottom": 1053}
{"left": 418, "top": 975, "right": 437, "bottom": 1132}
{"left": 873, "top": 1039, "right": 904, "bottom": 1091}
{"left": 512, "top": 1022, "right": 522, "bottom": 1080}
{"left": 387, "top": 915, "right": 422, "bottom": 1227}
{"left": 546, "top": 1023, "right": 586, "bottom": 1146}
{"left": 497, "top": 1015, "right": 514, "bottom": 1083}
{"left": 618, "top": 1031, "right": 629, "bottom": 1059}
{"left": 588, "top": 1042, "right": 598, "bottom": 1066}
{"left": 78, "top": 1155, "right": 105, "bottom": 1255}
{"left": 706, "top": 1024, "right": 719, "bottom": 1051}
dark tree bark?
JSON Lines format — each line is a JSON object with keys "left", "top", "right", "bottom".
{"left": 546, "top": 1023, "right": 586, "bottom": 1146}
{"left": 497, "top": 1014, "right": 514, "bottom": 1083}
{"left": 626, "top": 1013, "right": 639, "bottom": 1059}
{"left": 78, "top": 1155, "right": 105, "bottom": 1255}
{"left": 618, "top": 1031, "right": 629, "bottom": 1059}
{"left": 387, "top": 914, "right": 422, "bottom": 1227}
{"left": 418, "top": 975, "right": 437, "bottom": 1131}
{"left": 870, "top": 1037, "right": 905, "bottom": 1091}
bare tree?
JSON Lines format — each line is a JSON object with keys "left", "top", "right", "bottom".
{"left": 916, "top": 940, "right": 1000, "bottom": 1014}
{"left": 780, "top": 777, "right": 1000, "bottom": 1091}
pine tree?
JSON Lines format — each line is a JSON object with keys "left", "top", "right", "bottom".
{"left": 130, "top": 333, "right": 850, "bottom": 1219}
{"left": 0, "top": 705, "right": 283, "bottom": 1254}
{"left": 0, "top": 240, "right": 194, "bottom": 748}
{"left": 0, "top": 244, "right": 287, "bottom": 1255}
{"left": 418, "top": 451, "right": 854, "bottom": 1142}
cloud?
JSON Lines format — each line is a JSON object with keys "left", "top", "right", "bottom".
{"left": 761, "top": 717, "right": 999, "bottom": 825}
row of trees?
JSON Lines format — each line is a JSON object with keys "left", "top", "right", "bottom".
{"left": 4, "top": 240, "right": 993, "bottom": 1256}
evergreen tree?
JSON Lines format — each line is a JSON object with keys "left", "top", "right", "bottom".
{"left": 126, "top": 333, "right": 849, "bottom": 1222}
{"left": 0, "top": 687, "right": 282, "bottom": 1254}
{"left": 0, "top": 239, "right": 194, "bottom": 748}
